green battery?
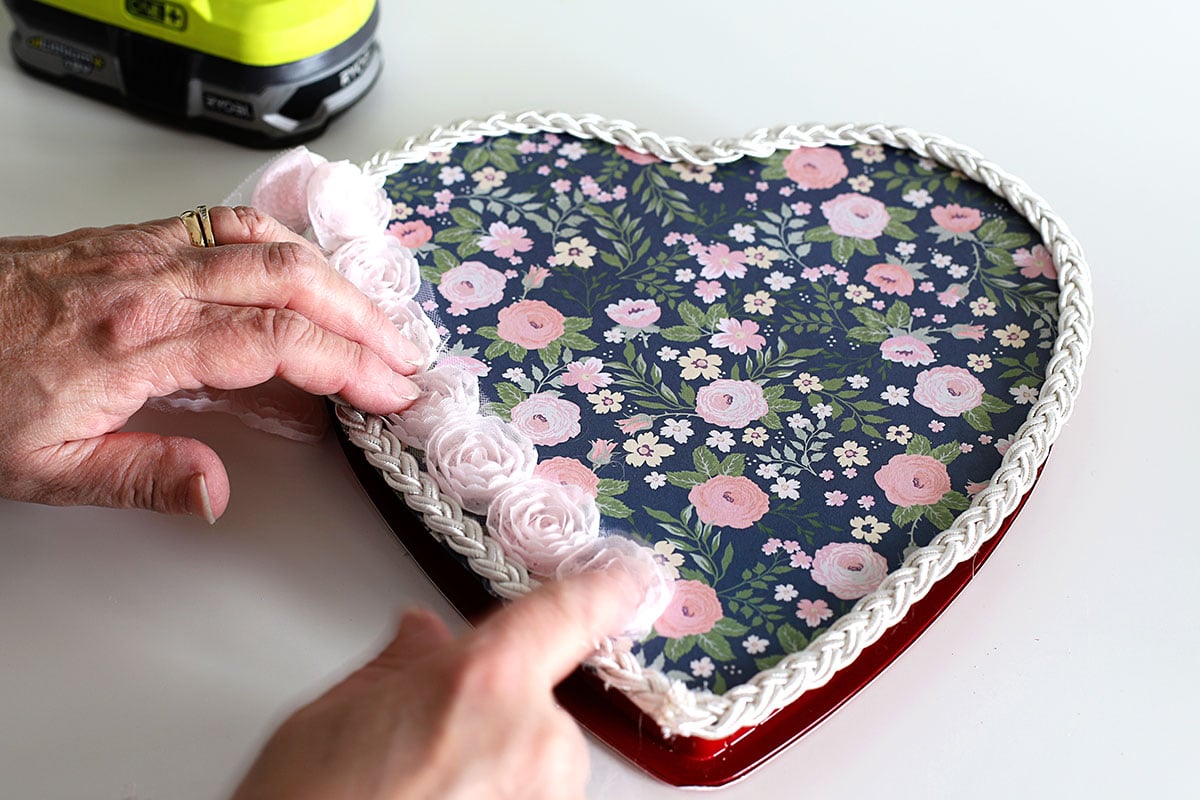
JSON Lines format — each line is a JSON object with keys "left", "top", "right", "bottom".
{"left": 3, "top": 0, "right": 382, "bottom": 146}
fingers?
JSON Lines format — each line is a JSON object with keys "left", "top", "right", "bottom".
{"left": 185, "top": 238, "right": 423, "bottom": 374}
{"left": 163, "top": 206, "right": 422, "bottom": 375}
{"left": 179, "top": 305, "right": 419, "bottom": 414}
{"left": 6, "top": 207, "right": 308, "bottom": 257}
{"left": 469, "top": 568, "right": 647, "bottom": 684}
{"left": 31, "top": 431, "right": 230, "bottom": 521}
{"left": 211, "top": 205, "right": 324, "bottom": 253}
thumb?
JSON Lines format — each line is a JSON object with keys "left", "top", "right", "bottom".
{"left": 362, "top": 609, "right": 455, "bottom": 678}
{"left": 378, "top": 608, "right": 456, "bottom": 667}
{"left": 315, "top": 609, "right": 455, "bottom": 704}
{"left": 469, "top": 567, "right": 647, "bottom": 685}
{"left": 36, "top": 432, "right": 229, "bottom": 522}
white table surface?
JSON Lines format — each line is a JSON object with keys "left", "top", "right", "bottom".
{"left": 1, "top": 1, "right": 1195, "bottom": 797}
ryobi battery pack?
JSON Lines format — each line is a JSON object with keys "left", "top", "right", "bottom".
{"left": 3, "top": 0, "right": 382, "bottom": 146}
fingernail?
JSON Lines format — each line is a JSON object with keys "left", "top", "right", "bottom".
{"left": 395, "top": 337, "right": 429, "bottom": 371}
{"left": 188, "top": 473, "right": 217, "bottom": 525}
{"left": 392, "top": 374, "right": 421, "bottom": 402}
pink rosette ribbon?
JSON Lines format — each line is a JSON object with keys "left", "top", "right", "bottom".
{"left": 487, "top": 479, "right": 601, "bottom": 578}
{"left": 250, "top": 147, "right": 328, "bottom": 232}
{"left": 306, "top": 160, "right": 392, "bottom": 251}
{"left": 385, "top": 364, "right": 480, "bottom": 450}
{"left": 555, "top": 535, "right": 676, "bottom": 640}
{"left": 423, "top": 414, "right": 537, "bottom": 515}
{"left": 389, "top": 300, "right": 443, "bottom": 371}
{"left": 328, "top": 235, "right": 423, "bottom": 317}
{"left": 145, "top": 380, "right": 327, "bottom": 443}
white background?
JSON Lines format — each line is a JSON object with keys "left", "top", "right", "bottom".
{"left": 1, "top": 1, "right": 1195, "bottom": 797}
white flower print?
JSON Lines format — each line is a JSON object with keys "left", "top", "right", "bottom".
{"left": 775, "top": 584, "right": 799, "bottom": 602}
{"left": 660, "top": 418, "right": 694, "bottom": 443}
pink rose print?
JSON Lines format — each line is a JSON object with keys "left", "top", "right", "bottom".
{"left": 387, "top": 219, "right": 433, "bottom": 248}
{"left": 534, "top": 456, "right": 601, "bottom": 498}
{"left": 810, "top": 542, "right": 889, "bottom": 600}
{"left": 708, "top": 318, "right": 766, "bottom": 354}
{"left": 688, "top": 475, "right": 770, "bottom": 529}
{"left": 1014, "top": 244, "right": 1057, "bottom": 280}
{"left": 478, "top": 221, "right": 534, "bottom": 259}
{"left": 930, "top": 204, "right": 983, "bottom": 233}
{"left": 913, "top": 365, "right": 986, "bottom": 416}
{"left": 697, "top": 243, "right": 748, "bottom": 279}
{"left": 496, "top": 299, "right": 566, "bottom": 349}
{"left": 820, "top": 193, "right": 891, "bottom": 239}
{"left": 654, "top": 579, "right": 724, "bottom": 638}
{"left": 783, "top": 146, "right": 849, "bottom": 190}
{"left": 605, "top": 297, "right": 662, "bottom": 328}
{"left": 509, "top": 392, "right": 582, "bottom": 446}
{"left": 879, "top": 335, "right": 936, "bottom": 367}
{"left": 438, "top": 261, "right": 507, "bottom": 313}
{"left": 694, "top": 379, "right": 769, "bottom": 428}
{"left": 873, "top": 454, "right": 952, "bottom": 507}
{"left": 615, "top": 144, "right": 661, "bottom": 165}
{"left": 864, "top": 262, "right": 915, "bottom": 296}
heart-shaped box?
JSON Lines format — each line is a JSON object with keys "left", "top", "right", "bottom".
{"left": 316, "top": 112, "right": 1091, "bottom": 786}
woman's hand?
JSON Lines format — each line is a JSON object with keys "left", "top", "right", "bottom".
{"left": 231, "top": 567, "right": 642, "bottom": 800}
{"left": 0, "top": 207, "right": 424, "bottom": 521}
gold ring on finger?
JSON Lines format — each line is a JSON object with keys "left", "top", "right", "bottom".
{"left": 179, "top": 210, "right": 203, "bottom": 246}
{"left": 195, "top": 204, "right": 216, "bottom": 247}
{"left": 179, "top": 205, "right": 216, "bottom": 247}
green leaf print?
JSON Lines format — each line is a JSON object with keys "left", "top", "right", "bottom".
{"left": 907, "top": 434, "right": 933, "bottom": 456}
{"left": 693, "top": 446, "right": 720, "bottom": 477}
{"left": 892, "top": 503, "right": 924, "bottom": 528}
{"left": 962, "top": 406, "right": 993, "bottom": 431}
{"left": 776, "top": 623, "right": 809, "bottom": 653}
{"left": 929, "top": 441, "right": 961, "bottom": 465}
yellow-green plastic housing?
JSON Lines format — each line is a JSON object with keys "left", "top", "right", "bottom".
{"left": 35, "top": 0, "right": 376, "bottom": 66}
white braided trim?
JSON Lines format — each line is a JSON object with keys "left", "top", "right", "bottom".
{"left": 339, "top": 111, "right": 1094, "bottom": 740}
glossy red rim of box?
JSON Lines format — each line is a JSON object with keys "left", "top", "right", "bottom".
{"left": 335, "top": 412, "right": 1039, "bottom": 787}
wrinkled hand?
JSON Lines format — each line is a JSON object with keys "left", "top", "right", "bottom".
{"left": 232, "top": 567, "right": 642, "bottom": 800}
{"left": 0, "top": 207, "right": 424, "bottom": 520}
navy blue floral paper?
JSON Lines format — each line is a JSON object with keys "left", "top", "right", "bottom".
{"left": 380, "top": 133, "right": 1058, "bottom": 693}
